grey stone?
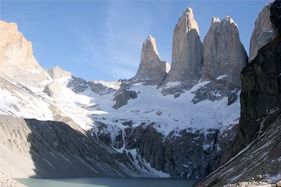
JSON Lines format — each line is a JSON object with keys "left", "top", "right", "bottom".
{"left": 0, "top": 21, "right": 51, "bottom": 87}
{"left": 164, "top": 8, "right": 203, "bottom": 83}
{"left": 201, "top": 17, "right": 247, "bottom": 88}
{"left": 113, "top": 82, "right": 137, "bottom": 109}
{"left": 0, "top": 115, "right": 140, "bottom": 178}
{"left": 249, "top": 4, "right": 276, "bottom": 61}
{"left": 133, "top": 35, "right": 167, "bottom": 85}
{"left": 196, "top": 21, "right": 281, "bottom": 187}
{"left": 95, "top": 121, "right": 238, "bottom": 179}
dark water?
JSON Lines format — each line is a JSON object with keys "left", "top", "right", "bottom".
{"left": 17, "top": 178, "right": 196, "bottom": 187}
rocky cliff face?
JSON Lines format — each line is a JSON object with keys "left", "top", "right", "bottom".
{"left": 133, "top": 35, "right": 167, "bottom": 85}
{"left": 0, "top": 4, "right": 258, "bottom": 182}
{"left": 0, "top": 115, "right": 158, "bottom": 178}
{"left": 249, "top": 4, "right": 275, "bottom": 61}
{"left": 234, "top": 35, "right": 281, "bottom": 156}
{"left": 95, "top": 121, "right": 238, "bottom": 179}
{"left": 0, "top": 21, "right": 50, "bottom": 87}
{"left": 201, "top": 17, "right": 247, "bottom": 88}
{"left": 195, "top": 109, "right": 281, "bottom": 186}
{"left": 196, "top": 2, "right": 281, "bottom": 184}
{"left": 164, "top": 8, "right": 203, "bottom": 83}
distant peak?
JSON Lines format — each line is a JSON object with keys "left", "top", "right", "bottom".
{"left": 211, "top": 17, "right": 220, "bottom": 24}
{"left": 184, "top": 7, "right": 193, "bottom": 15}
{"left": 183, "top": 7, "right": 195, "bottom": 22}
{"left": 176, "top": 7, "right": 199, "bottom": 33}
{"left": 222, "top": 16, "right": 238, "bottom": 27}
{"left": 48, "top": 65, "right": 71, "bottom": 79}
{"left": 210, "top": 16, "right": 238, "bottom": 28}
{"left": 143, "top": 35, "right": 159, "bottom": 57}
{"left": 146, "top": 34, "right": 156, "bottom": 43}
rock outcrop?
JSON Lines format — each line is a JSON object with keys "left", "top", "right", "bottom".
{"left": 133, "top": 35, "right": 167, "bottom": 85}
{"left": 164, "top": 8, "right": 203, "bottom": 83}
{"left": 270, "top": 0, "right": 281, "bottom": 32}
{"left": 113, "top": 82, "right": 137, "bottom": 109}
{"left": 0, "top": 21, "right": 50, "bottom": 86}
{"left": 249, "top": 4, "right": 275, "bottom": 61}
{"left": 95, "top": 121, "right": 238, "bottom": 179}
{"left": 196, "top": 4, "right": 281, "bottom": 184}
{"left": 201, "top": 17, "right": 247, "bottom": 88}
{"left": 195, "top": 111, "right": 281, "bottom": 186}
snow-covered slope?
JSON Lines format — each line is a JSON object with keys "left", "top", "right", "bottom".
{"left": 0, "top": 22, "right": 241, "bottom": 176}
{"left": 92, "top": 82, "right": 239, "bottom": 135}
{"left": 0, "top": 19, "right": 241, "bottom": 179}
{"left": 0, "top": 67, "right": 240, "bottom": 178}
{"left": 0, "top": 76, "right": 53, "bottom": 120}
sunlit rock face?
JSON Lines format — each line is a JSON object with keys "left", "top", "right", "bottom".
{"left": 249, "top": 4, "right": 276, "bottom": 61}
{"left": 164, "top": 8, "right": 203, "bottom": 83}
{"left": 133, "top": 35, "right": 167, "bottom": 85}
{"left": 0, "top": 21, "right": 51, "bottom": 86}
{"left": 201, "top": 17, "right": 247, "bottom": 88}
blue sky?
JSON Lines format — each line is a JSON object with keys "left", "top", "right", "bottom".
{"left": 0, "top": 0, "right": 270, "bottom": 80}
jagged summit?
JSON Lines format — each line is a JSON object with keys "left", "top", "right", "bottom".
{"left": 0, "top": 20, "right": 51, "bottom": 86}
{"left": 201, "top": 16, "right": 247, "bottom": 88}
{"left": 164, "top": 8, "right": 203, "bottom": 83}
{"left": 211, "top": 17, "right": 220, "bottom": 24}
{"left": 0, "top": 20, "right": 18, "bottom": 31}
{"left": 133, "top": 35, "right": 167, "bottom": 85}
{"left": 48, "top": 65, "right": 72, "bottom": 80}
{"left": 141, "top": 35, "right": 160, "bottom": 62}
{"left": 181, "top": 7, "right": 199, "bottom": 33}
{"left": 211, "top": 16, "right": 237, "bottom": 26}
{"left": 249, "top": 4, "right": 276, "bottom": 61}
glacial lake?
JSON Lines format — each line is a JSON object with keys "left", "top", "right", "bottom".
{"left": 17, "top": 178, "right": 196, "bottom": 187}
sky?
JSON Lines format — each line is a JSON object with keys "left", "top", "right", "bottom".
{"left": 0, "top": 0, "right": 270, "bottom": 81}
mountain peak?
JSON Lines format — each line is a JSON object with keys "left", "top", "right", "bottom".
{"left": 210, "top": 16, "right": 237, "bottom": 27}
{"left": 202, "top": 16, "right": 247, "bottom": 88}
{"left": 146, "top": 34, "right": 154, "bottom": 41}
{"left": 141, "top": 34, "right": 159, "bottom": 62}
{"left": 48, "top": 66, "right": 72, "bottom": 80}
{"left": 179, "top": 7, "right": 199, "bottom": 33}
{"left": 221, "top": 16, "right": 237, "bottom": 27}
{"left": 211, "top": 17, "right": 220, "bottom": 24}
{"left": 0, "top": 20, "right": 50, "bottom": 86}
{"left": 164, "top": 8, "right": 203, "bottom": 83}
{"left": 133, "top": 36, "right": 167, "bottom": 85}
{"left": 0, "top": 21, "right": 18, "bottom": 31}
{"left": 183, "top": 7, "right": 194, "bottom": 18}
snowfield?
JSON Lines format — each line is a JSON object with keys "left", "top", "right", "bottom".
{"left": 0, "top": 75, "right": 240, "bottom": 136}
{"left": 91, "top": 82, "right": 240, "bottom": 136}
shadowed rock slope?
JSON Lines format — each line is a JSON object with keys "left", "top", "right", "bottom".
{"left": 0, "top": 115, "right": 147, "bottom": 178}
{"left": 195, "top": 29, "right": 281, "bottom": 187}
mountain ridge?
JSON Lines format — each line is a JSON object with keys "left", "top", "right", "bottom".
{"left": 0, "top": 2, "right": 278, "bottom": 184}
